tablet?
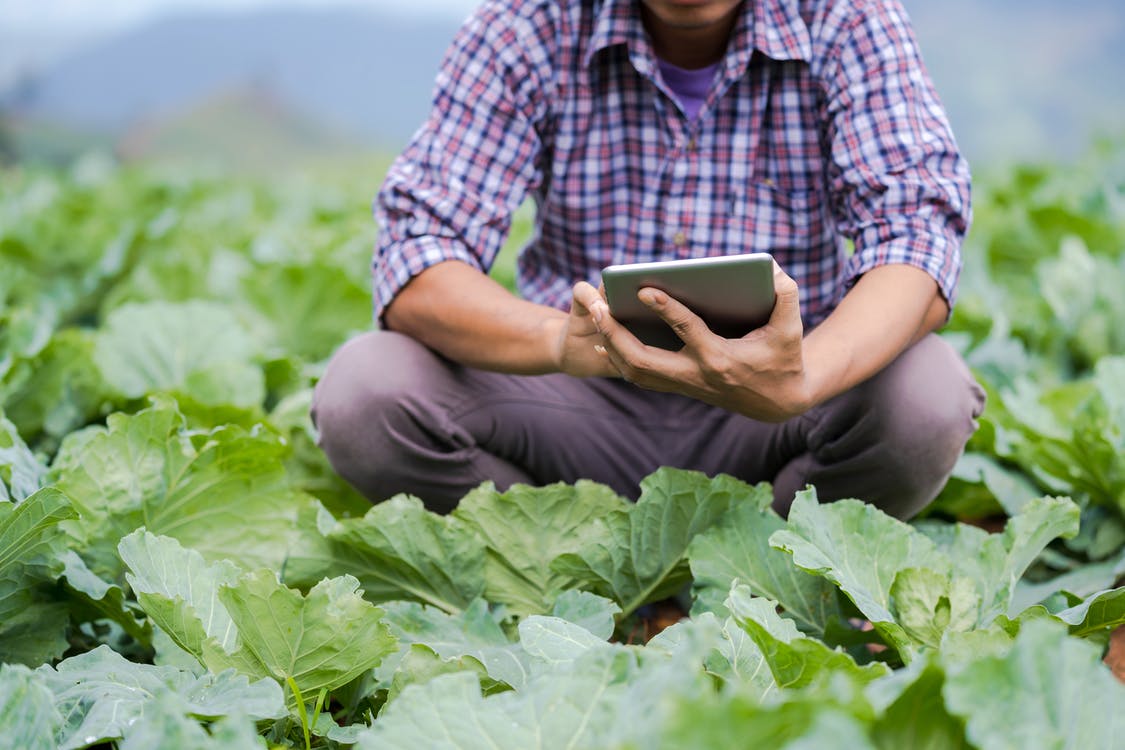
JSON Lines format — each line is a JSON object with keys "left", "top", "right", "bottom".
{"left": 600, "top": 253, "right": 776, "bottom": 350}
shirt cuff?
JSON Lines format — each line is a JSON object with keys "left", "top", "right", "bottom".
{"left": 840, "top": 224, "right": 962, "bottom": 316}
{"left": 372, "top": 236, "right": 485, "bottom": 324}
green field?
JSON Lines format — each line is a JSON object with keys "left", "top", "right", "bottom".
{"left": 2, "top": 143, "right": 1125, "bottom": 748}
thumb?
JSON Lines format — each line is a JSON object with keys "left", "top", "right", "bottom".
{"left": 769, "top": 263, "right": 803, "bottom": 334}
{"left": 571, "top": 281, "right": 601, "bottom": 316}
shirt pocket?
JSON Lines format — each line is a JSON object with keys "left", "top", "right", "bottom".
{"left": 720, "top": 180, "right": 824, "bottom": 260}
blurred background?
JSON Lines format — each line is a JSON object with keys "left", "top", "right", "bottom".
{"left": 1, "top": 0, "right": 1122, "bottom": 172}
{"left": 2, "top": 0, "right": 1125, "bottom": 605}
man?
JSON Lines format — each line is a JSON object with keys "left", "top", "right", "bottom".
{"left": 312, "top": 0, "right": 986, "bottom": 518}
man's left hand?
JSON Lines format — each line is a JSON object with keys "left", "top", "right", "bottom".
{"left": 574, "top": 264, "right": 814, "bottom": 422}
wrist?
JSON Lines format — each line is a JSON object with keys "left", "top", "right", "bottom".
{"left": 800, "top": 328, "right": 850, "bottom": 408}
{"left": 540, "top": 314, "right": 569, "bottom": 374}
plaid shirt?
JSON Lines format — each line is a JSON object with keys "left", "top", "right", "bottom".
{"left": 373, "top": 0, "right": 970, "bottom": 328}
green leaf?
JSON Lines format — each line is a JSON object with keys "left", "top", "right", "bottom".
{"left": 58, "top": 549, "right": 151, "bottom": 643}
{"left": 917, "top": 496, "right": 1080, "bottom": 624}
{"left": 1010, "top": 547, "right": 1125, "bottom": 614}
{"left": 39, "top": 645, "right": 284, "bottom": 750}
{"left": 0, "top": 486, "right": 76, "bottom": 665}
{"left": 0, "top": 664, "right": 61, "bottom": 750}
{"left": 1007, "top": 360, "right": 1125, "bottom": 515}
{"left": 118, "top": 697, "right": 269, "bottom": 750}
{"left": 650, "top": 612, "right": 776, "bottom": 699}
{"left": 947, "top": 452, "right": 1040, "bottom": 515}
{"left": 452, "top": 480, "right": 629, "bottom": 616}
{"left": 550, "top": 590, "right": 621, "bottom": 640}
{"left": 119, "top": 529, "right": 242, "bottom": 657}
{"left": 357, "top": 650, "right": 643, "bottom": 750}
{"left": 890, "top": 568, "right": 980, "bottom": 650}
{"left": 688, "top": 485, "right": 842, "bottom": 635}
{"left": 283, "top": 496, "right": 486, "bottom": 614}
{"left": 517, "top": 615, "right": 609, "bottom": 669}
{"left": 769, "top": 489, "right": 948, "bottom": 659}
{"left": 1053, "top": 586, "right": 1125, "bottom": 637}
{"left": 93, "top": 300, "right": 264, "bottom": 408}
{"left": 0, "top": 412, "right": 46, "bottom": 502}
{"left": 551, "top": 469, "right": 747, "bottom": 618}
{"left": 357, "top": 671, "right": 535, "bottom": 749}
{"left": 238, "top": 261, "right": 372, "bottom": 362}
{"left": 771, "top": 491, "right": 1079, "bottom": 659}
{"left": 267, "top": 388, "right": 371, "bottom": 519}
{"left": 52, "top": 399, "right": 300, "bottom": 579}
{"left": 203, "top": 571, "right": 398, "bottom": 699}
{"left": 0, "top": 329, "right": 115, "bottom": 448}
{"left": 726, "top": 585, "right": 889, "bottom": 689}
{"left": 867, "top": 657, "right": 970, "bottom": 750}
{"left": 378, "top": 599, "right": 530, "bottom": 689}
{"left": 386, "top": 644, "right": 497, "bottom": 705}
{"left": 657, "top": 686, "right": 877, "bottom": 750}
{"left": 944, "top": 619, "right": 1125, "bottom": 750}
{"left": 0, "top": 486, "right": 73, "bottom": 575}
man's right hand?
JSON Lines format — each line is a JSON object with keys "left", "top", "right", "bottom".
{"left": 553, "top": 281, "right": 620, "bottom": 378}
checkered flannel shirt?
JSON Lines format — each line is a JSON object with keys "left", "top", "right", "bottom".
{"left": 372, "top": 0, "right": 971, "bottom": 328}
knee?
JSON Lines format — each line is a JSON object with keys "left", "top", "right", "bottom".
{"left": 312, "top": 330, "right": 441, "bottom": 467}
{"left": 824, "top": 336, "right": 985, "bottom": 515}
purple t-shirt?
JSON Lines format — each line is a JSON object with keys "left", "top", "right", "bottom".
{"left": 657, "top": 58, "right": 719, "bottom": 121}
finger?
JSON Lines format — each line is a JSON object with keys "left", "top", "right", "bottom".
{"left": 768, "top": 263, "right": 803, "bottom": 337}
{"left": 594, "top": 301, "right": 697, "bottom": 388}
{"left": 571, "top": 281, "right": 602, "bottom": 316}
{"left": 637, "top": 287, "right": 717, "bottom": 351}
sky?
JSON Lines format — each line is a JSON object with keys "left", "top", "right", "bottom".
{"left": 0, "top": 0, "right": 480, "bottom": 33}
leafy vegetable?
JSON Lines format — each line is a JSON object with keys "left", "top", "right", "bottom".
{"left": 38, "top": 645, "right": 285, "bottom": 749}
{"left": 284, "top": 496, "right": 487, "bottom": 613}
{"left": 453, "top": 480, "right": 630, "bottom": 616}
{"left": 0, "top": 487, "right": 76, "bottom": 665}
{"left": 52, "top": 398, "right": 301, "bottom": 579}
{"left": 552, "top": 469, "right": 751, "bottom": 619}
{"left": 120, "top": 531, "right": 398, "bottom": 704}
{"left": 944, "top": 620, "right": 1125, "bottom": 750}
{"left": 0, "top": 412, "right": 46, "bottom": 501}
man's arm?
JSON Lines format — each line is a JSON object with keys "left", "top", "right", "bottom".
{"left": 371, "top": 4, "right": 560, "bottom": 348}
{"left": 801, "top": 263, "right": 949, "bottom": 402}
{"left": 385, "top": 260, "right": 618, "bottom": 378}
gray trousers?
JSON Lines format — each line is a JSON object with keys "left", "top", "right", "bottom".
{"left": 312, "top": 330, "right": 985, "bottom": 519}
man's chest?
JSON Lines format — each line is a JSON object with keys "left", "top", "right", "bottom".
{"left": 536, "top": 52, "right": 835, "bottom": 267}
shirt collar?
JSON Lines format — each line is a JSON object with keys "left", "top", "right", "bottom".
{"left": 584, "top": 0, "right": 811, "bottom": 70}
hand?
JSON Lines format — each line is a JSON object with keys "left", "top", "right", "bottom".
{"left": 552, "top": 281, "right": 620, "bottom": 378}
{"left": 585, "top": 263, "right": 814, "bottom": 422}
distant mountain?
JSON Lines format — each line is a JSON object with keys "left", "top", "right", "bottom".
{"left": 2, "top": 1, "right": 1123, "bottom": 165}
{"left": 5, "top": 7, "right": 464, "bottom": 149}
{"left": 116, "top": 83, "right": 359, "bottom": 171}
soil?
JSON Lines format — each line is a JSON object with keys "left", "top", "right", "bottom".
{"left": 1104, "top": 625, "right": 1125, "bottom": 683}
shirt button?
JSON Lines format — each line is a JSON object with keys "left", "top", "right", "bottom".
{"left": 672, "top": 230, "right": 688, "bottom": 247}
{"left": 687, "top": 138, "right": 697, "bottom": 151}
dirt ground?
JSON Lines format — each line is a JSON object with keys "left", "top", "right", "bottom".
{"left": 1105, "top": 625, "right": 1125, "bottom": 682}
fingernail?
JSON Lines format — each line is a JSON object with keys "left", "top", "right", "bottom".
{"left": 594, "top": 344, "right": 606, "bottom": 355}
{"left": 591, "top": 304, "right": 604, "bottom": 325}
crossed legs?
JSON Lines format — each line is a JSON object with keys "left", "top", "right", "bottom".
{"left": 312, "top": 330, "right": 984, "bottom": 518}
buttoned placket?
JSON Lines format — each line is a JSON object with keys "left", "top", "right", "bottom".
{"left": 637, "top": 52, "right": 703, "bottom": 260}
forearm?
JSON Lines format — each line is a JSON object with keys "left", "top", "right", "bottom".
{"left": 802, "top": 264, "right": 949, "bottom": 405}
{"left": 383, "top": 260, "right": 566, "bottom": 375}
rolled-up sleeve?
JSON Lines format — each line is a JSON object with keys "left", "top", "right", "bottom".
{"left": 371, "top": 2, "right": 553, "bottom": 322}
{"left": 821, "top": 0, "right": 971, "bottom": 313}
